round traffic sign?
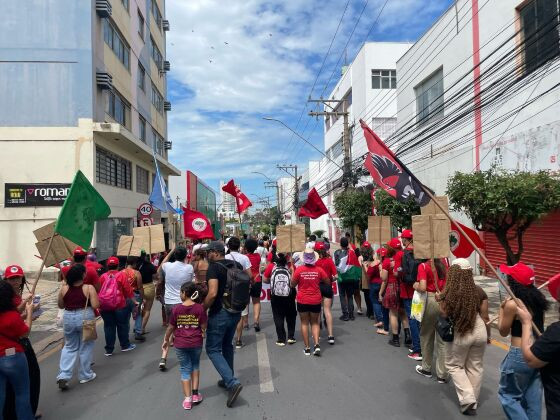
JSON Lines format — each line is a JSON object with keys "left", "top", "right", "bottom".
{"left": 139, "top": 203, "right": 153, "bottom": 216}
{"left": 140, "top": 217, "right": 153, "bottom": 226}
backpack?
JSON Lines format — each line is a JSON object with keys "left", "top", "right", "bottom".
{"left": 271, "top": 265, "right": 291, "bottom": 297}
{"left": 401, "top": 249, "right": 421, "bottom": 285}
{"left": 98, "top": 272, "right": 123, "bottom": 311}
{"left": 216, "top": 258, "right": 251, "bottom": 313}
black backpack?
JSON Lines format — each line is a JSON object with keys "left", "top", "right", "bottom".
{"left": 401, "top": 249, "right": 421, "bottom": 285}
{"left": 216, "top": 258, "right": 251, "bottom": 313}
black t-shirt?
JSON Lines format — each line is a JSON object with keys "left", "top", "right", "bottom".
{"left": 531, "top": 321, "right": 560, "bottom": 420}
{"left": 206, "top": 259, "right": 243, "bottom": 316}
{"left": 138, "top": 261, "right": 157, "bottom": 284}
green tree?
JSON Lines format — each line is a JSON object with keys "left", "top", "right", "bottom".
{"left": 374, "top": 189, "right": 420, "bottom": 230}
{"left": 333, "top": 189, "right": 372, "bottom": 238}
{"left": 313, "top": 229, "right": 325, "bottom": 238}
{"left": 447, "top": 168, "right": 560, "bottom": 264}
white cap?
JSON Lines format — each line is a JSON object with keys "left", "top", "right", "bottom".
{"left": 452, "top": 258, "right": 472, "bottom": 270}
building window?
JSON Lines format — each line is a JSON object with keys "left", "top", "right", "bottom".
{"left": 136, "top": 165, "right": 149, "bottom": 194}
{"left": 103, "top": 19, "right": 130, "bottom": 70}
{"left": 96, "top": 218, "right": 132, "bottom": 261}
{"left": 152, "top": 129, "right": 164, "bottom": 155}
{"left": 415, "top": 68, "right": 444, "bottom": 126}
{"left": 520, "top": 0, "right": 560, "bottom": 75}
{"left": 371, "top": 117, "right": 398, "bottom": 140}
{"left": 96, "top": 147, "right": 132, "bottom": 190}
{"left": 151, "top": 0, "right": 163, "bottom": 29}
{"left": 138, "top": 62, "right": 146, "bottom": 91}
{"left": 139, "top": 116, "right": 146, "bottom": 142}
{"left": 138, "top": 9, "right": 145, "bottom": 40}
{"left": 121, "top": 0, "right": 129, "bottom": 11}
{"left": 151, "top": 83, "right": 164, "bottom": 114}
{"left": 150, "top": 36, "right": 163, "bottom": 68}
{"left": 107, "top": 90, "right": 130, "bottom": 127}
{"left": 372, "top": 70, "right": 396, "bottom": 89}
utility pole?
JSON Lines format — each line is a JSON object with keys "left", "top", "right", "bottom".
{"left": 265, "top": 181, "right": 281, "bottom": 226}
{"left": 308, "top": 98, "right": 352, "bottom": 188}
{"left": 277, "top": 164, "right": 300, "bottom": 223}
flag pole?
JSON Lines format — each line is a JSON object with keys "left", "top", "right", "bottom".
{"left": 30, "top": 232, "right": 55, "bottom": 297}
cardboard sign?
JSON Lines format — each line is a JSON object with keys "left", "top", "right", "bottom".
{"left": 132, "top": 224, "right": 166, "bottom": 255}
{"left": 33, "top": 222, "right": 79, "bottom": 267}
{"left": 367, "top": 216, "right": 392, "bottom": 245}
{"left": 276, "top": 224, "right": 306, "bottom": 253}
{"left": 412, "top": 214, "right": 451, "bottom": 259}
{"left": 116, "top": 235, "right": 144, "bottom": 257}
{"left": 420, "top": 196, "right": 450, "bottom": 216}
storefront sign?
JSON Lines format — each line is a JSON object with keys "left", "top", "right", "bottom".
{"left": 4, "top": 183, "right": 70, "bottom": 207}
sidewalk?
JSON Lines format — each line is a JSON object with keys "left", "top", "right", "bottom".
{"left": 28, "top": 278, "right": 64, "bottom": 356}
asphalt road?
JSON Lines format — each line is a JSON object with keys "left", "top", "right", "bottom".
{"left": 36, "top": 300, "right": 507, "bottom": 420}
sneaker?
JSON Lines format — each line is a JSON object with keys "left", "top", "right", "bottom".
{"left": 159, "top": 358, "right": 167, "bottom": 371}
{"left": 408, "top": 348, "right": 414, "bottom": 354}
{"left": 121, "top": 344, "right": 136, "bottom": 352}
{"left": 460, "top": 402, "right": 476, "bottom": 415}
{"left": 357, "top": 309, "right": 363, "bottom": 315}
{"left": 303, "top": 347, "right": 311, "bottom": 356}
{"left": 135, "top": 334, "right": 146, "bottom": 342}
{"left": 388, "top": 337, "right": 400, "bottom": 347}
{"left": 287, "top": 338, "right": 296, "bottom": 345}
{"left": 328, "top": 336, "right": 335, "bottom": 345}
{"left": 408, "top": 352, "right": 423, "bottom": 361}
{"left": 57, "top": 379, "right": 69, "bottom": 391}
{"left": 339, "top": 315, "right": 349, "bottom": 321}
{"left": 275, "top": 341, "right": 286, "bottom": 346}
{"left": 104, "top": 352, "right": 113, "bottom": 357}
{"left": 254, "top": 323, "right": 261, "bottom": 332}
{"left": 313, "top": 344, "right": 321, "bottom": 357}
{"left": 415, "top": 365, "right": 433, "bottom": 378}
{"left": 235, "top": 340, "right": 243, "bottom": 349}
{"left": 437, "top": 376, "right": 448, "bottom": 384}
{"left": 79, "top": 372, "right": 97, "bottom": 384}
{"left": 217, "top": 379, "right": 227, "bottom": 388}
{"left": 226, "top": 383, "right": 243, "bottom": 408}
{"left": 192, "top": 393, "right": 203, "bottom": 404}
{"left": 182, "top": 397, "right": 192, "bottom": 410}
{"left": 349, "top": 314, "right": 355, "bottom": 321}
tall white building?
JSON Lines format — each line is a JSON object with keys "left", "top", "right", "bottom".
{"left": 277, "top": 176, "right": 296, "bottom": 224}
{"left": 308, "top": 42, "right": 412, "bottom": 240}
{"left": 219, "top": 180, "right": 237, "bottom": 220}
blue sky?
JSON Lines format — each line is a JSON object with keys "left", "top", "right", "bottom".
{"left": 166, "top": 0, "right": 454, "bottom": 209}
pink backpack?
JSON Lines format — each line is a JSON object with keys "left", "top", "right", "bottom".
{"left": 98, "top": 272, "right": 124, "bottom": 311}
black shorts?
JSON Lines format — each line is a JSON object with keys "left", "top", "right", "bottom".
{"left": 297, "top": 303, "right": 322, "bottom": 313}
{"left": 320, "top": 283, "right": 334, "bottom": 299}
{"left": 250, "top": 282, "right": 263, "bottom": 298}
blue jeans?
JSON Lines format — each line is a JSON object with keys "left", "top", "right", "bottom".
{"left": 0, "top": 352, "right": 33, "bottom": 420}
{"left": 205, "top": 308, "right": 241, "bottom": 389}
{"left": 369, "top": 283, "right": 384, "bottom": 323}
{"left": 57, "top": 308, "right": 95, "bottom": 381}
{"left": 133, "top": 291, "right": 143, "bottom": 335}
{"left": 402, "top": 298, "right": 421, "bottom": 353}
{"left": 498, "top": 346, "right": 542, "bottom": 420}
{"left": 175, "top": 347, "right": 203, "bottom": 381}
{"left": 100, "top": 306, "right": 131, "bottom": 353}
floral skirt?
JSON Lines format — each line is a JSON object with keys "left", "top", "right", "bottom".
{"left": 382, "top": 282, "right": 400, "bottom": 310}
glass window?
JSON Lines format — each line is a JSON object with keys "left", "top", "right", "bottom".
{"left": 150, "top": 36, "right": 163, "bottom": 68}
{"left": 151, "top": 83, "right": 163, "bottom": 114}
{"left": 138, "top": 9, "right": 145, "bottom": 40}
{"left": 371, "top": 117, "right": 398, "bottom": 140}
{"left": 415, "top": 68, "right": 444, "bottom": 126}
{"left": 103, "top": 19, "right": 131, "bottom": 70}
{"left": 138, "top": 62, "right": 145, "bottom": 91}
{"left": 96, "top": 218, "right": 132, "bottom": 261}
{"left": 107, "top": 90, "right": 130, "bottom": 127}
{"left": 152, "top": 129, "right": 164, "bottom": 156}
{"left": 151, "top": 0, "right": 162, "bottom": 29}
{"left": 96, "top": 147, "right": 132, "bottom": 190}
{"left": 121, "top": 0, "right": 129, "bottom": 11}
{"left": 139, "top": 116, "right": 146, "bottom": 142}
{"left": 372, "top": 69, "right": 396, "bottom": 89}
{"left": 136, "top": 165, "right": 149, "bottom": 194}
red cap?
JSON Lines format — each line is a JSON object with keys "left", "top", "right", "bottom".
{"left": 547, "top": 273, "right": 560, "bottom": 302}
{"left": 362, "top": 241, "right": 371, "bottom": 248}
{"left": 4, "top": 265, "right": 24, "bottom": 279}
{"left": 73, "top": 247, "right": 88, "bottom": 257}
{"left": 314, "top": 242, "right": 325, "bottom": 251}
{"left": 499, "top": 263, "right": 535, "bottom": 286}
{"left": 376, "top": 248, "right": 387, "bottom": 257}
{"left": 272, "top": 238, "right": 277, "bottom": 247}
{"left": 107, "top": 256, "right": 119, "bottom": 267}
{"left": 61, "top": 265, "right": 71, "bottom": 278}
{"left": 387, "top": 238, "right": 401, "bottom": 250}
{"left": 401, "top": 229, "right": 413, "bottom": 239}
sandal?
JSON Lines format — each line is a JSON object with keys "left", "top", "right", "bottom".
{"left": 159, "top": 358, "right": 167, "bottom": 371}
{"left": 376, "top": 329, "right": 389, "bottom": 335}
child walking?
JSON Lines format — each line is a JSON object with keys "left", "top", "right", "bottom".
{"left": 162, "top": 282, "right": 207, "bottom": 410}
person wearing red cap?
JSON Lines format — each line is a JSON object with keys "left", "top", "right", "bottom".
{"left": 399, "top": 229, "right": 421, "bottom": 357}
{"left": 364, "top": 248, "right": 388, "bottom": 334}
{"left": 517, "top": 272, "right": 560, "bottom": 420}
{"left": 315, "top": 242, "right": 337, "bottom": 345}
{"left": 98, "top": 257, "right": 136, "bottom": 356}
{"left": 497, "top": 263, "right": 549, "bottom": 420}
{"left": 72, "top": 247, "right": 101, "bottom": 292}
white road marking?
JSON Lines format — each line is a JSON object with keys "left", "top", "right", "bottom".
{"left": 256, "top": 333, "right": 274, "bottom": 393}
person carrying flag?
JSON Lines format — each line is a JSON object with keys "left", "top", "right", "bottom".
{"left": 335, "top": 237, "right": 361, "bottom": 321}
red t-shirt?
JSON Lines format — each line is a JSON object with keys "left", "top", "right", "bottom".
{"left": 99, "top": 270, "right": 135, "bottom": 308}
{"left": 417, "top": 262, "right": 446, "bottom": 293}
{"left": 381, "top": 258, "right": 398, "bottom": 284}
{"left": 81, "top": 262, "right": 100, "bottom": 288}
{"left": 366, "top": 263, "right": 382, "bottom": 284}
{"left": 170, "top": 303, "right": 208, "bottom": 349}
{"left": 292, "top": 265, "right": 328, "bottom": 305}
{"left": 315, "top": 257, "right": 337, "bottom": 281}
{"left": 0, "top": 310, "right": 29, "bottom": 354}
{"left": 247, "top": 253, "right": 262, "bottom": 283}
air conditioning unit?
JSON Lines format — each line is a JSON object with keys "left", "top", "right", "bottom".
{"left": 96, "top": 71, "right": 113, "bottom": 90}
{"left": 164, "top": 101, "right": 171, "bottom": 111}
{"left": 95, "top": 0, "right": 112, "bottom": 18}
{"left": 162, "top": 20, "right": 170, "bottom": 31}
{"left": 164, "top": 141, "right": 172, "bottom": 150}
{"left": 162, "top": 60, "right": 171, "bottom": 72}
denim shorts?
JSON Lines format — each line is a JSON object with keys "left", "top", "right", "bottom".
{"left": 175, "top": 347, "right": 203, "bottom": 381}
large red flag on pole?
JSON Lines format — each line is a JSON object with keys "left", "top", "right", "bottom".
{"left": 182, "top": 207, "right": 215, "bottom": 240}
{"left": 298, "top": 188, "right": 329, "bottom": 219}
{"left": 450, "top": 221, "right": 485, "bottom": 258}
{"left": 221, "top": 179, "right": 252, "bottom": 214}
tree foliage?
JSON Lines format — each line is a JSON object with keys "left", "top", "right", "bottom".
{"left": 333, "top": 189, "right": 371, "bottom": 235}
{"left": 374, "top": 189, "right": 421, "bottom": 230}
{"left": 447, "top": 168, "right": 560, "bottom": 264}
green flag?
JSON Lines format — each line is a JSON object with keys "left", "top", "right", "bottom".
{"left": 54, "top": 170, "right": 111, "bottom": 248}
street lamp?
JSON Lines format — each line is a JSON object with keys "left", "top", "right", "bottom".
{"left": 251, "top": 171, "right": 273, "bottom": 182}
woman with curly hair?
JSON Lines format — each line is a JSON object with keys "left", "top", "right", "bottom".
{"left": 439, "top": 258, "right": 489, "bottom": 416}
{"left": 497, "top": 263, "right": 548, "bottom": 420}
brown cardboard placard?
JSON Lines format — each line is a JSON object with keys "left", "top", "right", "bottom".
{"left": 132, "top": 224, "right": 166, "bottom": 255}
{"left": 116, "top": 235, "right": 143, "bottom": 257}
{"left": 412, "top": 214, "right": 450, "bottom": 259}
{"left": 276, "top": 224, "right": 306, "bottom": 254}
{"left": 34, "top": 222, "right": 79, "bottom": 267}
{"left": 33, "top": 222, "right": 57, "bottom": 242}
{"left": 420, "top": 196, "right": 450, "bottom": 216}
{"left": 367, "top": 216, "right": 391, "bottom": 245}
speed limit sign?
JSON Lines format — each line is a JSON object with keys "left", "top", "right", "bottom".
{"left": 138, "top": 203, "right": 153, "bottom": 216}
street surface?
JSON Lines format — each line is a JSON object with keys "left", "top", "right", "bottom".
{"left": 34, "top": 298, "right": 508, "bottom": 420}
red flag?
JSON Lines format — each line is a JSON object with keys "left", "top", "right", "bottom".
{"left": 182, "top": 207, "right": 215, "bottom": 240}
{"left": 450, "top": 221, "right": 484, "bottom": 258}
{"left": 298, "top": 188, "right": 328, "bottom": 219}
{"left": 360, "top": 120, "right": 431, "bottom": 206}
{"left": 221, "top": 179, "right": 253, "bottom": 214}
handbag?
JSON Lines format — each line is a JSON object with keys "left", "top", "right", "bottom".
{"left": 82, "top": 287, "right": 97, "bottom": 342}
{"left": 436, "top": 315, "right": 454, "bottom": 342}
{"left": 411, "top": 290, "right": 427, "bottom": 322}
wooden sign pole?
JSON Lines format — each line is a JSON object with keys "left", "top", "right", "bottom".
{"left": 30, "top": 233, "right": 55, "bottom": 296}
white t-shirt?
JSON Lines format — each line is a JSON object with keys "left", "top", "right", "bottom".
{"left": 226, "top": 252, "right": 251, "bottom": 270}
{"left": 256, "top": 246, "right": 267, "bottom": 259}
{"left": 162, "top": 261, "right": 194, "bottom": 305}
